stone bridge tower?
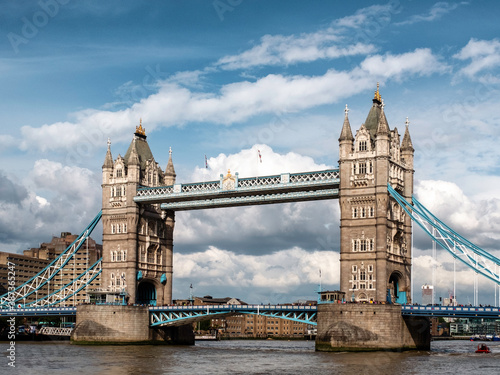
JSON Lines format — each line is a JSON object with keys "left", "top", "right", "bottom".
{"left": 101, "top": 122, "right": 176, "bottom": 306}
{"left": 338, "top": 85, "right": 414, "bottom": 304}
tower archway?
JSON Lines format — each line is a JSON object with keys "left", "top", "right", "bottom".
{"left": 137, "top": 280, "right": 157, "bottom": 306}
{"left": 388, "top": 271, "right": 407, "bottom": 304}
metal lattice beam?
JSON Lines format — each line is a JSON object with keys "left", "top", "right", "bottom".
{"left": 149, "top": 305, "right": 318, "bottom": 327}
{"left": 388, "top": 184, "right": 500, "bottom": 285}
{"left": 26, "top": 259, "right": 102, "bottom": 307}
{"left": 0, "top": 211, "right": 102, "bottom": 308}
{"left": 134, "top": 169, "right": 340, "bottom": 210}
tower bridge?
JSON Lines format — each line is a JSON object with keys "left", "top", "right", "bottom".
{"left": 2, "top": 85, "right": 500, "bottom": 350}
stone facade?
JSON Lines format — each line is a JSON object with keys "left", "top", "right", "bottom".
{"left": 71, "top": 304, "right": 194, "bottom": 344}
{"left": 101, "top": 122, "right": 176, "bottom": 306}
{"left": 316, "top": 304, "right": 430, "bottom": 351}
{"left": 338, "top": 86, "right": 414, "bottom": 303}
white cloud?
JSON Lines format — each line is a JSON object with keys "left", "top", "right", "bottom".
{"left": 395, "top": 2, "right": 466, "bottom": 26}
{"left": 454, "top": 38, "right": 500, "bottom": 79}
{"left": 0, "top": 161, "right": 101, "bottom": 252}
{"left": 174, "top": 144, "right": 339, "bottom": 255}
{"left": 359, "top": 48, "right": 450, "bottom": 79}
{"left": 17, "top": 48, "right": 447, "bottom": 154}
{"left": 173, "top": 246, "right": 339, "bottom": 302}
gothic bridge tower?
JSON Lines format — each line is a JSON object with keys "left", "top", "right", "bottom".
{"left": 101, "top": 122, "right": 176, "bottom": 306}
{"left": 338, "top": 85, "right": 414, "bottom": 304}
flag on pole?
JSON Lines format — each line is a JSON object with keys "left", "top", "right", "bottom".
{"left": 205, "top": 155, "right": 208, "bottom": 168}
{"left": 258, "top": 149, "right": 262, "bottom": 163}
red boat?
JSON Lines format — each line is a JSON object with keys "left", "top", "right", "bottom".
{"left": 475, "top": 344, "right": 491, "bottom": 353}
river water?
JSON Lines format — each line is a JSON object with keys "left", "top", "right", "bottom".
{"left": 2, "top": 339, "right": 499, "bottom": 375}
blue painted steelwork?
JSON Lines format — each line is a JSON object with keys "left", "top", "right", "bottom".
{"left": 3, "top": 304, "right": 497, "bottom": 319}
{"left": 24, "top": 259, "right": 102, "bottom": 307}
{"left": 0, "top": 307, "right": 76, "bottom": 317}
{"left": 160, "top": 189, "right": 339, "bottom": 210}
{"left": 388, "top": 185, "right": 500, "bottom": 286}
{"left": 149, "top": 304, "right": 318, "bottom": 327}
{"left": 0, "top": 211, "right": 102, "bottom": 308}
{"left": 134, "top": 169, "right": 340, "bottom": 210}
{"left": 402, "top": 305, "right": 500, "bottom": 318}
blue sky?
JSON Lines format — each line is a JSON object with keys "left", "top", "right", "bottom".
{"left": 1, "top": 0, "right": 500, "bottom": 305}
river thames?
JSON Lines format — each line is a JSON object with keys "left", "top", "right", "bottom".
{"left": 2, "top": 339, "right": 499, "bottom": 374}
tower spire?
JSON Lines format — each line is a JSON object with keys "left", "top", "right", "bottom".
{"left": 373, "top": 82, "right": 382, "bottom": 104}
{"left": 339, "top": 104, "right": 354, "bottom": 141}
{"left": 103, "top": 138, "right": 113, "bottom": 169}
{"left": 401, "top": 117, "right": 414, "bottom": 151}
{"left": 376, "top": 99, "right": 390, "bottom": 135}
{"left": 165, "top": 147, "right": 176, "bottom": 185}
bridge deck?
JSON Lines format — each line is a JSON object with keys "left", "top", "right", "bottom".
{"left": 401, "top": 305, "right": 500, "bottom": 318}
{"left": 134, "top": 169, "right": 340, "bottom": 210}
{"left": 3, "top": 304, "right": 498, "bottom": 320}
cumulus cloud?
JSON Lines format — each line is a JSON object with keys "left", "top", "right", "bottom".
{"left": 214, "top": 3, "right": 406, "bottom": 71}
{"left": 359, "top": 48, "right": 450, "bottom": 79}
{"left": 0, "top": 172, "right": 28, "bottom": 205}
{"left": 0, "top": 161, "right": 101, "bottom": 252}
{"left": 174, "top": 145, "right": 339, "bottom": 255}
{"left": 414, "top": 179, "right": 500, "bottom": 248}
{"left": 454, "top": 38, "right": 500, "bottom": 79}
{"left": 18, "top": 48, "right": 447, "bottom": 155}
{"left": 173, "top": 246, "right": 339, "bottom": 303}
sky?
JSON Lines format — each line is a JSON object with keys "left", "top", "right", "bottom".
{"left": 1, "top": 0, "right": 500, "bottom": 305}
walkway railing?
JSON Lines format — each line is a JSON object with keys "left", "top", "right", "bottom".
{"left": 134, "top": 169, "right": 340, "bottom": 210}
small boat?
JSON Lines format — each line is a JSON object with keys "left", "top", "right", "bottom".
{"left": 475, "top": 344, "right": 491, "bottom": 353}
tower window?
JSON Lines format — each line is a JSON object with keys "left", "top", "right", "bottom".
{"left": 116, "top": 168, "right": 123, "bottom": 178}
{"left": 360, "top": 239, "right": 367, "bottom": 251}
{"left": 359, "top": 141, "right": 367, "bottom": 151}
{"left": 352, "top": 265, "right": 357, "bottom": 272}
{"left": 358, "top": 162, "right": 366, "bottom": 174}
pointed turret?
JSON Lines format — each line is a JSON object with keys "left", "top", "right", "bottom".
{"left": 401, "top": 117, "right": 414, "bottom": 152}
{"left": 127, "top": 138, "right": 140, "bottom": 183}
{"left": 102, "top": 138, "right": 114, "bottom": 185}
{"left": 339, "top": 104, "right": 354, "bottom": 142}
{"left": 339, "top": 105, "right": 354, "bottom": 159}
{"left": 128, "top": 139, "right": 140, "bottom": 166}
{"left": 103, "top": 138, "right": 113, "bottom": 169}
{"left": 164, "top": 147, "right": 176, "bottom": 186}
{"left": 376, "top": 100, "right": 390, "bottom": 135}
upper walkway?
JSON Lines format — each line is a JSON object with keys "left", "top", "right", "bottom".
{"left": 134, "top": 169, "right": 340, "bottom": 210}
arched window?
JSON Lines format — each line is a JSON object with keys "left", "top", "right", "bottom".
{"left": 123, "top": 223, "right": 127, "bottom": 233}
{"left": 121, "top": 250, "right": 125, "bottom": 262}
{"left": 111, "top": 251, "right": 115, "bottom": 262}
